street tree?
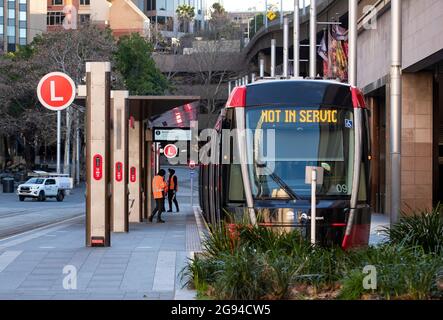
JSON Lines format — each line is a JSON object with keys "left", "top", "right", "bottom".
{"left": 115, "top": 33, "right": 170, "bottom": 96}
{"left": 176, "top": 4, "right": 195, "bottom": 33}
{"left": 0, "top": 24, "right": 121, "bottom": 174}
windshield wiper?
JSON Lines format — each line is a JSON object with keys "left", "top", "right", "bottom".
{"left": 258, "top": 165, "right": 301, "bottom": 201}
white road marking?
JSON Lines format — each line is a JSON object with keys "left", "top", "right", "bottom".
{"left": 0, "top": 250, "right": 22, "bottom": 272}
{"left": 152, "top": 251, "right": 176, "bottom": 292}
{"left": 0, "top": 215, "right": 82, "bottom": 249}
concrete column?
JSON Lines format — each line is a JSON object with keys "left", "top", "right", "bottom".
{"left": 146, "top": 129, "right": 153, "bottom": 222}
{"left": 86, "top": 62, "right": 111, "bottom": 247}
{"left": 128, "top": 101, "right": 143, "bottom": 223}
{"left": 309, "top": 0, "right": 317, "bottom": 78}
{"left": 110, "top": 90, "right": 129, "bottom": 233}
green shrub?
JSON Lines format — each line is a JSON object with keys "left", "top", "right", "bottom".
{"left": 183, "top": 221, "right": 443, "bottom": 300}
{"left": 212, "top": 247, "right": 270, "bottom": 300}
{"left": 343, "top": 245, "right": 443, "bottom": 300}
{"left": 180, "top": 254, "right": 220, "bottom": 295}
{"left": 337, "top": 270, "right": 366, "bottom": 300}
{"left": 296, "top": 246, "right": 348, "bottom": 288}
{"left": 263, "top": 249, "right": 305, "bottom": 299}
{"left": 382, "top": 205, "right": 443, "bottom": 254}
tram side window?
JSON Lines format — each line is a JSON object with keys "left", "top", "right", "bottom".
{"left": 228, "top": 164, "right": 245, "bottom": 202}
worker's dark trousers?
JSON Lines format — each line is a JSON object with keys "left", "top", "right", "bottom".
{"left": 168, "top": 190, "right": 179, "bottom": 212}
{"left": 151, "top": 198, "right": 165, "bottom": 221}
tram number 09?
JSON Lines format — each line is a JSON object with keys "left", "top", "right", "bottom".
{"left": 336, "top": 184, "right": 348, "bottom": 194}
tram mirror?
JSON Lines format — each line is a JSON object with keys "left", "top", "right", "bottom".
{"left": 305, "top": 166, "right": 324, "bottom": 185}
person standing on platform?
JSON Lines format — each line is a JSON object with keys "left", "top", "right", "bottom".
{"left": 167, "top": 168, "right": 180, "bottom": 212}
{"left": 150, "top": 169, "right": 167, "bottom": 223}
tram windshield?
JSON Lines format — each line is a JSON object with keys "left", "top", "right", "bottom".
{"left": 246, "top": 106, "right": 355, "bottom": 199}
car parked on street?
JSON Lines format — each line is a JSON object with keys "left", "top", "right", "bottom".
{"left": 16, "top": 172, "right": 73, "bottom": 202}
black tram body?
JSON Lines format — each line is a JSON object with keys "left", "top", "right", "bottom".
{"left": 199, "top": 80, "right": 372, "bottom": 248}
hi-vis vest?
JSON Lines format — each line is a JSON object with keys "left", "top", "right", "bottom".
{"left": 168, "top": 175, "right": 178, "bottom": 191}
{"left": 152, "top": 175, "right": 167, "bottom": 199}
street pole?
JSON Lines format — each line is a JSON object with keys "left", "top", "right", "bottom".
{"left": 76, "top": 116, "right": 80, "bottom": 185}
{"left": 283, "top": 17, "right": 289, "bottom": 78}
{"left": 280, "top": 0, "right": 284, "bottom": 25}
{"left": 390, "top": 0, "right": 402, "bottom": 225}
{"left": 309, "top": 0, "right": 317, "bottom": 78}
{"left": 265, "top": 0, "right": 268, "bottom": 28}
{"left": 271, "top": 38, "right": 276, "bottom": 77}
{"left": 303, "top": 0, "right": 306, "bottom": 16}
{"left": 57, "top": 111, "right": 61, "bottom": 174}
{"left": 294, "top": 0, "right": 300, "bottom": 77}
{"left": 311, "top": 168, "right": 317, "bottom": 245}
{"left": 65, "top": 109, "right": 71, "bottom": 175}
{"left": 349, "top": 0, "right": 358, "bottom": 87}
{"left": 260, "top": 58, "right": 265, "bottom": 78}
{"left": 190, "top": 171, "right": 194, "bottom": 207}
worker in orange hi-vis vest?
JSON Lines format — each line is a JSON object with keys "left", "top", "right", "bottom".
{"left": 167, "top": 168, "right": 180, "bottom": 213}
{"left": 149, "top": 169, "right": 167, "bottom": 223}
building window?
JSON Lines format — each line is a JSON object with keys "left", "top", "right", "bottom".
{"left": 80, "top": 0, "right": 90, "bottom": 5}
{"left": 47, "top": 11, "right": 65, "bottom": 26}
{"left": 79, "top": 14, "right": 90, "bottom": 24}
{"left": 147, "top": 0, "right": 156, "bottom": 11}
{"left": 52, "top": 0, "right": 63, "bottom": 5}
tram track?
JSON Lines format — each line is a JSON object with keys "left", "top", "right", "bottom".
{"left": 0, "top": 212, "right": 84, "bottom": 241}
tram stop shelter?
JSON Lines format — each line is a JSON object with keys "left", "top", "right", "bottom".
{"left": 78, "top": 62, "right": 199, "bottom": 247}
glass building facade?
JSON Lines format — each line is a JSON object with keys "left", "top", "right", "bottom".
{"left": 139, "top": 0, "right": 207, "bottom": 35}
{"left": 0, "top": 0, "right": 28, "bottom": 52}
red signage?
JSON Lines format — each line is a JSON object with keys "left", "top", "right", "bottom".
{"left": 37, "top": 72, "right": 76, "bottom": 111}
{"left": 130, "top": 167, "right": 136, "bottom": 183}
{"left": 164, "top": 144, "right": 178, "bottom": 159}
{"left": 115, "top": 162, "right": 123, "bottom": 182}
{"left": 93, "top": 154, "right": 103, "bottom": 181}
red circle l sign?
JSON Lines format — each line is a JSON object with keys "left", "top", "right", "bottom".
{"left": 37, "top": 72, "right": 76, "bottom": 111}
{"left": 164, "top": 144, "right": 178, "bottom": 159}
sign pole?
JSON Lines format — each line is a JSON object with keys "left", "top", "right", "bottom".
{"left": 311, "top": 168, "right": 317, "bottom": 245}
{"left": 190, "top": 173, "right": 193, "bottom": 207}
{"left": 36, "top": 71, "right": 76, "bottom": 175}
{"left": 57, "top": 111, "right": 61, "bottom": 173}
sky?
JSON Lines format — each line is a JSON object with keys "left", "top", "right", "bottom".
{"left": 220, "top": 0, "right": 310, "bottom": 12}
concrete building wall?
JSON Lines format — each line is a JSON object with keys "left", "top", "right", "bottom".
{"left": 357, "top": 0, "right": 443, "bottom": 89}
{"left": 29, "top": 0, "right": 47, "bottom": 41}
{"left": 109, "top": 0, "right": 149, "bottom": 37}
{"left": 400, "top": 73, "right": 434, "bottom": 213}
{"left": 89, "top": 0, "right": 110, "bottom": 24}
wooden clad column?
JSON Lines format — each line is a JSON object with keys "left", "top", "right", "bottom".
{"left": 128, "top": 100, "right": 143, "bottom": 223}
{"left": 145, "top": 129, "right": 153, "bottom": 222}
{"left": 86, "top": 62, "right": 111, "bottom": 247}
{"left": 111, "top": 90, "right": 129, "bottom": 232}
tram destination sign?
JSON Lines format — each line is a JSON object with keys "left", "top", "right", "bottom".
{"left": 154, "top": 128, "right": 191, "bottom": 142}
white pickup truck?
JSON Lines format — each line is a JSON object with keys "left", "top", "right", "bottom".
{"left": 17, "top": 173, "right": 73, "bottom": 202}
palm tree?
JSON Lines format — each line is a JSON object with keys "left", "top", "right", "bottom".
{"left": 176, "top": 4, "right": 195, "bottom": 33}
